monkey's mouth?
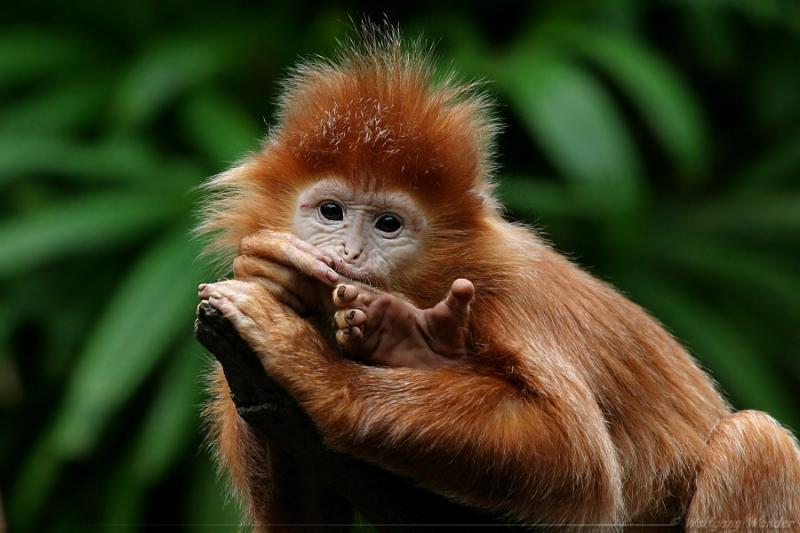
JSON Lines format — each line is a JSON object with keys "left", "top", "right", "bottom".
{"left": 332, "top": 260, "right": 378, "bottom": 287}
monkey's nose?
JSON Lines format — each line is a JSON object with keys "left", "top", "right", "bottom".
{"left": 341, "top": 242, "right": 362, "bottom": 261}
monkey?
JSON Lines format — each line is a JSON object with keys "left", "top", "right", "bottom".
{"left": 196, "top": 26, "right": 800, "bottom": 530}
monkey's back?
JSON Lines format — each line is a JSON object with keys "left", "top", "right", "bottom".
{"left": 469, "top": 219, "right": 731, "bottom": 523}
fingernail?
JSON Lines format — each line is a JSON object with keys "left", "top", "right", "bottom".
{"left": 337, "top": 285, "right": 346, "bottom": 299}
{"left": 198, "top": 284, "right": 206, "bottom": 289}
{"left": 347, "top": 310, "right": 355, "bottom": 321}
{"left": 326, "top": 269, "right": 339, "bottom": 282}
{"left": 342, "top": 327, "right": 351, "bottom": 337}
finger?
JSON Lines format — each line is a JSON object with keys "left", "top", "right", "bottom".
{"left": 336, "top": 326, "right": 363, "bottom": 348}
{"left": 252, "top": 277, "right": 307, "bottom": 315}
{"left": 198, "top": 279, "right": 254, "bottom": 307}
{"left": 244, "top": 230, "right": 336, "bottom": 265}
{"left": 241, "top": 233, "right": 339, "bottom": 284}
{"left": 240, "top": 232, "right": 340, "bottom": 287}
{"left": 285, "top": 244, "right": 341, "bottom": 286}
{"left": 233, "top": 255, "right": 317, "bottom": 308}
{"left": 287, "top": 234, "right": 343, "bottom": 266}
{"left": 334, "top": 308, "right": 367, "bottom": 329}
{"left": 199, "top": 281, "right": 226, "bottom": 301}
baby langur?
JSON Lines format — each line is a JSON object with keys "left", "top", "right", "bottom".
{"left": 197, "top": 27, "right": 800, "bottom": 530}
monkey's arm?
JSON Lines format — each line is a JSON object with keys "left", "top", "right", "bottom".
{"left": 199, "top": 279, "right": 623, "bottom": 525}
{"left": 195, "top": 300, "right": 504, "bottom": 528}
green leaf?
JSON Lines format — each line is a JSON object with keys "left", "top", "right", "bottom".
{"left": 353, "top": 512, "right": 380, "bottom": 532}
{"left": 103, "top": 340, "right": 206, "bottom": 528}
{"left": 12, "top": 227, "right": 208, "bottom": 522}
{"left": 498, "top": 174, "right": 585, "bottom": 218}
{"left": 115, "top": 37, "right": 241, "bottom": 127}
{"left": 424, "top": 14, "right": 491, "bottom": 77}
{"left": 185, "top": 453, "right": 242, "bottom": 528}
{"left": 52, "top": 227, "right": 205, "bottom": 456}
{"left": 8, "top": 439, "right": 61, "bottom": 525}
{"left": 683, "top": 194, "right": 800, "bottom": 236}
{"left": 0, "top": 137, "right": 162, "bottom": 186}
{"left": 0, "top": 192, "right": 185, "bottom": 277}
{"left": 730, "top": 129, "right": 800, "bottom": 193}
{"left": 626, "top": 275, "right": 798, "bottom": 429}
{"left": 129, "top": 341, "right": 205, "bottom": 485}
{"left": 499, "top": 50, "right": 643, "bottom": 212}
{"left": 649, "top": 232, "right": 800, "bottom": 320}
{"left": 557, "top": 26, "right": 708, "bottom": 182}
{"left": 0, "top": 30, "right": 93, "bottom": 88}
{"left": 0, "top": 79, "right": 105, "bottom": 134}
{"left": 179, "top": 89, "right": 262, "bottom": 166}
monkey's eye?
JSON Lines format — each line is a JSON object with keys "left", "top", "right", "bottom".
{"left": 319, "top": 201, "right": 344, "bottom": 221}
{"left": 374, "top": 213, "right": 403, "bottom": 235}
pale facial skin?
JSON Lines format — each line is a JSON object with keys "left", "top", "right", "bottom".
{"left": 292, "top": 178, "right": 426, "bottom": 286}
{"left": 199, "top": 178, "right": 474, "bottom": 369}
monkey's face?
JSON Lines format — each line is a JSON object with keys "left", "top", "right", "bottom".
{"left": 292, "top": 177, "right": 426, "bottom": 286}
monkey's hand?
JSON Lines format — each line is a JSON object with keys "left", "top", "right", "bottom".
{"left": 198, "top": 278, "right": 315, "bottom": 365}
{"left": 331, "top": 279, "right": 474, "bottom": 369}
{"left": 233, "top": 230, "right": 342, "bottom": 316}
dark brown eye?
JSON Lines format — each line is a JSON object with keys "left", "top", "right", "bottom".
{"left": 375, "top": 213, "right": 402, "bottom": 234}
{"left": 319, "top": 202, "right": 343, "bottom": 221}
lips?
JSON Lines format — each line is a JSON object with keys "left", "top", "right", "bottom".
{"left": 332, "top": 260, "right": 376, "bottom": 286}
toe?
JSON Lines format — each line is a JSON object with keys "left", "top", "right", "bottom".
{"left": 332, "top": 284, "right": 359, "bottom": 306}
{"left": 446, "top": 279, "right": 475, "bottom": 312}
{"left": 425, "top": 279, "right": 475, "bottom": 340}
{"left": 336, "top": 326, "right": 363, "bottom": 347}
{"left": 334, "top": 308, "right": 367, "bottom": 329}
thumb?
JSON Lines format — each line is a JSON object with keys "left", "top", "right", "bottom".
{"left": 422, "top": 279, "right": 475, "bottom": 357}
{"left": 443, "top": 278, "right": 475, "bottom": 325}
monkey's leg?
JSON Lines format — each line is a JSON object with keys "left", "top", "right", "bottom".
{"left": 200, "top": 279, "right": 625, "bottom": 527}
{"left": 686, "top": 410, "right": 800, "bottom": 531}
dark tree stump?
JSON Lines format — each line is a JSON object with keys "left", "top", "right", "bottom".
{"left": 194, "top": 302, "right": 508, "bottom": 530}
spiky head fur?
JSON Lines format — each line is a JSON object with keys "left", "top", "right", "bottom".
{"left": 196, "top": 23, "right": 499, "bottom": 272}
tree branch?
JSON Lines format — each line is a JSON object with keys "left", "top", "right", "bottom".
{"left": 194, "top": 302, "right": 508, "bottom": 530}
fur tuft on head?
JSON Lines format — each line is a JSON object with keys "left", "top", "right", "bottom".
{"left": 197, "top": 20, "right": 499, "bottom": 261}
{"left": 275, "top": 20, "right": 499, "bottom": 196}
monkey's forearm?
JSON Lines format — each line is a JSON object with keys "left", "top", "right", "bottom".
{"left": 197, "top": 301, "right": 504, "bottom": 528}
{"left": 264, "top": 333, "right": 622, "bottom": 524}
{"left": 200, "top": 279, "right": 622, "bottom": 524}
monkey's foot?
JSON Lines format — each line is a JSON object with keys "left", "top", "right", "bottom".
{"left": 331, "top": 279, "right": 474, "bottom": 369}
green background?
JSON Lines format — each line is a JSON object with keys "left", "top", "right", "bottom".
{"left": 1, "top": 0, "right": 799, "bottom": 529}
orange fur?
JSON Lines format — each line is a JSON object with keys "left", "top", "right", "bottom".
{"left": 199, "top": 26, "right": 800, "bottom": 529}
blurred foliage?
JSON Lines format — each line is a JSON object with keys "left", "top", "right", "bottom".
{"left": 1, "top": 0, "right": 799, "bottom": 529}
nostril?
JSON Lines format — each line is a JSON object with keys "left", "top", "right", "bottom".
{"left": 341, "top": 243, "right": 361, "bottom": 259}
{"left": 340, "top": 241, "right": 364, "bottom": 261}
